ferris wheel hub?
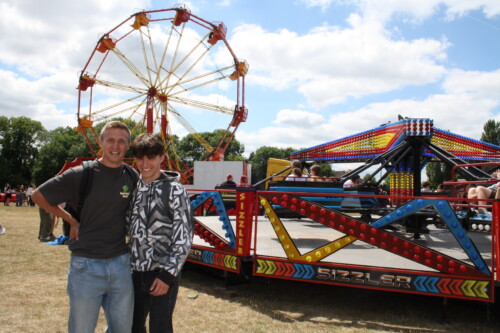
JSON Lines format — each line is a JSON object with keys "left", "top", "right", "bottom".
{"left": 147, "top": 87, "right": 158, "bottom": 98}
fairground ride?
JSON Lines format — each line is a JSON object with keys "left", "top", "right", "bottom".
{"left": 262, "top": 117, "right": 500, "bottom": 235}
{"left": 75, "top": 6, "right": 248, "bottom": 183}
{"left": 187, "top": 117, "right": 500, "bottom": 316}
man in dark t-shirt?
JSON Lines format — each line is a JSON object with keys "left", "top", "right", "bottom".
{"left": 32, "top": 121, "right": 138, "bottom": 333}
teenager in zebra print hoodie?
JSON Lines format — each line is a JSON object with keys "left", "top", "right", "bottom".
{"left": 127, "top": 133, "right": 194, "bottom": 333}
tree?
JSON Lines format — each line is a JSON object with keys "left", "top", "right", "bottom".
{"left": 317, "top": 163, "right": 335, "bottom": 178}
{"left": 248, "top": 146, "right": 296, "bottom": 185}
{"left": 0, "top": 116, "right": 46, "bottom": 187}
{"left": 480, "top": 119, "right": 500, "bottom": 146}
{"left": 177, "top": 129, "right": 245, "bottom": 167}
{"left": 32, "top": 127, "right": 90, "bottom": 185}
{"left": 425, "top": 161, "right": 452, "bottom": 189}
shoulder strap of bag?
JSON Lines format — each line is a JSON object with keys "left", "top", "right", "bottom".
{"left": 75, "top": 160, "right": 94, "bottom": 219}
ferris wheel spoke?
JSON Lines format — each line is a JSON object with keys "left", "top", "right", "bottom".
{"left": 167, "top": 104, "right": 213, "bottom": 152}
{"left": 164, "top": 44, "right": 211, "bottom": 96}
{"left": 110, "top": 46, "right": 150, "bottom": 86}
{"left": 160, "top": 23, "right": 187, "bottom": 91}
{"left": 160, "top": 28, "right": 212, "bottom": 93}
{"left": 168, "top": 96, "right": 234, "bottom": 115}
{"left": 139, "top": 25, "right": 159, "bottom": 84}
{"left": 167, "top": 73, "right": 231, "bottom": 97}
{"left": 91, "top": 77, "right": 146, "bottom": 94}
{"left": 153, "top": 21, "right": 176, "bottom": 89}
{"left": 90, "top": 95, "right": 147, "bottom": 121}
{"left": 175, "top": 64, "right": 234, "bottom": 85}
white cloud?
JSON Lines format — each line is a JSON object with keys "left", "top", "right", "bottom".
{"left": 230, "top": 18, "right": 448, "bottom": 108}
{"left": 239, "top": 68, "right": 500, "bottom": 156}
{"left": 0, "top": 0, "right": 151, "bottom": 129}
{"left": 0, "top": 69, "right": 77, "bottom": 128}
{"left": 299, "top": 0, "right": 338, "bottom": 12}
{"left": 443, "top": 68, "right": 500, "bottom": 99}
{"left": 300, "top": 0, "right": 500, "bottom": 21}
{"left": 273, "top": 109, "right": 325, "bottom": 127}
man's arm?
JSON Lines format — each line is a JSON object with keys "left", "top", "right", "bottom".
{"left": 32, "top": 190, "right": 81, "bottom": 240}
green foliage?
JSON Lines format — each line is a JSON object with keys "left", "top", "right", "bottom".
{"left": 177, "top": 129, "right": 245, "bottom": 167}
{"left": 315, "top": 163, "right": 334, "bottom": 178}
{"left": 425, "top": 162, "right": 452, "bottom": 189}
{"left": 248, "top": 146, "right": 295, "bottom": 185}
{"left": 0, "top": 116, "right": 46, "bottom": 187}
{"left": 480, "top": 119, "right": 500, "bottom": 146}
{"left": 32, "top": 127, "right": 90, "bottom": 185}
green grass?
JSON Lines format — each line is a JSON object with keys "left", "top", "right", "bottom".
{"left": 0, "top": 204, "right": 498, "bottom": 332}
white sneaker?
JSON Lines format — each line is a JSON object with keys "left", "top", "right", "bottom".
{"left": 0, "top": 227, "right": 6, "bottom": 235}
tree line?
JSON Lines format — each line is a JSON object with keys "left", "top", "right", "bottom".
{"left": 1, "top": 116, "right": 498, "bottom": 189}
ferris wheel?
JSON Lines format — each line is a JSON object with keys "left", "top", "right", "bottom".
{"left": 76, "top": 6, "right": 248, "bottom": 182}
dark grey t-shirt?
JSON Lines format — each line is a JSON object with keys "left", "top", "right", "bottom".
{"left": 38, "top": 160, "right": 137, "bottom": 259}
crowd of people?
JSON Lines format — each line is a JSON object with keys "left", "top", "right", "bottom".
{"left": 219, "top": 173, "right": 250, "bottom": 187}
{"left": 2, "top": 183, "right": 36, "bottom": 207}
{"left": 1, "top": 183, "right": 37, "bottom": 235}
{"left": 283, "top": 160, "right": 361, "bottom": 187}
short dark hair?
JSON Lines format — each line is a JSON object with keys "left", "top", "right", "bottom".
{"left": 131, "top": 133, "right": 165, "bottom": 158}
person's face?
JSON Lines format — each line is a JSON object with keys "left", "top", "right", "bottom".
{"left": 135, "top": 154, "right": 164, "bottom": 183}
{"left": 98, "top": 128, "right": 130, "bottom": 168}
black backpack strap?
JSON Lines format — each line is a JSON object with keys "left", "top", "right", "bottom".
{"left": 123, "top": 163, "right": 139, "bottom": 191}
{"left": 75, "top": 160, "right": 94, "bottom": 219}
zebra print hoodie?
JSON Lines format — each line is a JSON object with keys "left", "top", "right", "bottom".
{"left": 126, "top": 171, "right": 194, "bottom": 285}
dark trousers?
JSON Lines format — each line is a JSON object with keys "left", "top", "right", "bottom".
{"left": 132, "top": 270, "right": 180, "bottom": 333}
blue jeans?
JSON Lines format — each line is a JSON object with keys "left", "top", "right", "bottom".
{"left": 67, "top": 253, "right": 134, "bottom": 333}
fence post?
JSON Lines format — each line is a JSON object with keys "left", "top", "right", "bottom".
{"left": 235, "top": 188, "right": 255, "bottom": 256}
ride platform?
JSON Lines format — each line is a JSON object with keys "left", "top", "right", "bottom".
{"left": 187, "top": 189, "right": 498, "bottom": 304}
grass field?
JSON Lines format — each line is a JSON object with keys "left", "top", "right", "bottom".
{"left": 0, "top": 204, "right": 498, "bottom": 333}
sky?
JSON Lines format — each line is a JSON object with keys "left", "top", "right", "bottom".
{"left": 1, "top": 0, "right": 500, "bottom": 161}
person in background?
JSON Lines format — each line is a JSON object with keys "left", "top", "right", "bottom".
{"left": 285, "top": 167, "right": 308, "bottom": 181}
{"left": 31, "top": 120, "right": 137, "bottom": 333}
{"left": 3, "top": 183, "right": 11, "bottom": 206}
{"left": 16, "top": 185, "right": 26, "bottom": 206}
{"left": 26, "top": 184, "right": 36, "bottom": 206}
{"left": 344, "top": 174, "right": 361, "bottom": 188}
{"left": 467, "top": 173, "right": 500, "bottom": 212}
{"left": 220, "top": 174, "right": 237, "bottom": 187}
{"left": 309, "top": 164, "right": 323, "bottom": 182}
{"left": 435, "top": 184, "right": 445, "bottom": 193}
{"left": 238, "top": 175, "right": 249, "bottom": 186}
{"left": 38, "top": 207, "right": 55, "bottom": 242}
{"left": 127, "top": 133, "right": 193, "bottom": 333}
{"left": 421, "top": 181, "right": 432, "bottom": 192}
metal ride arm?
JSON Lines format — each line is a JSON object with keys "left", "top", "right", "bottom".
{"left": 253, "top": 166, "right": 291, "bottom": 189}
{"left": 339, "top": 141, "right": 410, "bottom": 184}
{"left": 424, "top": 141, "right": 492, "bottom": 180}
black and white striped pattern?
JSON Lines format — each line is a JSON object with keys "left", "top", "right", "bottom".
{"left": 127, "top": 171, "right": 194, "bottom": 278}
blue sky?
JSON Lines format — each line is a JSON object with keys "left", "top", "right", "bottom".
{"left": 1, "top": 0, "right": 499, "bottom": 159}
